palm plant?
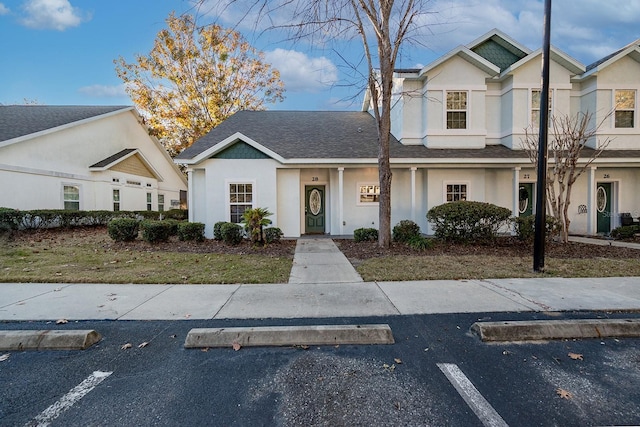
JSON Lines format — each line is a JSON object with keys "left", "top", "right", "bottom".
{"left": 241, "top": 207, "right": 272, "bottom": 244}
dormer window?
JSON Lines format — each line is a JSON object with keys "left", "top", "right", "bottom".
{"left": 446, "top": 91, "right": 467, "bottom": 129}
{"left": 615, "top": 90, "right": 635, "bottom": 128}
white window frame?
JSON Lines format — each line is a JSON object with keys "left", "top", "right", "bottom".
{"left": 357, "top": 182, "right": 380, "bottom": 206}
{"left": 62, "top": 184, "right": 81, "bottom": 211}
{"left": 530, "top": 89, "right": 553, "bottom": 127}
{"left": 146, "top": 192, "right": 153, "bottom": 211}
{"left": 443, "top": 181, "right": 469, "bottom": 203}
{"left": 615, "top": 89, "right": 636, "bottom": 128}
{"left": 226, "top": 180, "right": 256, "bottom": 223}
{"left": 445, "top": 90, "right": 468, "bottom": 130}
{"left": 158, "top": 194, "right": 165, "bottom": 212}
{"left": 113, "top": 189, "right": 121, "bottom": 212}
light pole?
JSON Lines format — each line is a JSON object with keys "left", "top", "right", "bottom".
{"left": 534, "top": 0, "right": 552, "bottom": 272}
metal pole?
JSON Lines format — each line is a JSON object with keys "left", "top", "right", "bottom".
{"left": 533, "top": 0, "right": 552, "bottom": 272}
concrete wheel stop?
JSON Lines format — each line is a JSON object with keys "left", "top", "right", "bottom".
{"left": 0, "top": 330, "right": 102, "bottom": 351}
{"left": 471, "top": 318, "right": 640, "bottom": 342}
{"left": 184, "top": 324, "right": 394, "bottom": 348}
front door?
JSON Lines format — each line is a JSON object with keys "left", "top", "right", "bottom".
{"left": 596, "top": 182, "right": 612, "bottom": 233}
{"left": 518, "top": 183, "right": 534, "bottom": 217}
{"left": 305, "top": 185, "right": 325, "bottom": 234}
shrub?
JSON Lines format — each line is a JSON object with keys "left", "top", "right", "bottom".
{"left": 427, "top": 201, "right": 512, "bottom": 243}
{"left": 407, "top": 235, "right": 433, "bottom": 251}
{"left": 393, "top": 220, "right": 421, "bottom": 243}
{"left": 177, "top": 222, "right": 205, "bottom": 241}
{"left": 164, "top": 219, "right": 180, "bottom": 236}
{"left": 514, "top": 215, "right": 562, "bottom": 242}
{"left": 134, "top": 210, "right": 161, "bottom": 220}
{"left": 213, "top": 221, "right": 227, "bottom": 240}
{"left": 354, "top": 227, "right": 378, "bottom": 242}
{"left": 220, "top": 222, "right": 243, "bottom": 245}
{"left": 107, "top": 218, "right": 139, "bottom": 242}
{"left": 165, "top": 209, "right": 188, "bottom": 221}
{"left": 140, "top": 220, "right": 173, "bottom": 243}
{"left": 0, "top": 208, "right": 20, "bottom": 232}
{"left": 264, "top": 227, "right": 283, "bottom": 244}
{"left": 611, "top": 224, "right": 640, "bottom": 240}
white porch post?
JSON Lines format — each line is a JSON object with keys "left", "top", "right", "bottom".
{"left": 410, "top": 167, "right": 417, "bottom": 222}
{"left": 186, "top": 168, "right": 194, "bottom": 223}
{"left": 338, "top": 167, "right": 344, "bottom": 235}
{"left": 512, "top": 167, "right": 521, "bottom": 234}
{"left": 587, "top": 166, "right": 596, "bottom": 234}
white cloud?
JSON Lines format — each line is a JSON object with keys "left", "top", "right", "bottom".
{"left": 20, "top": 0, "right": 90, "bottom": 31}
{"left": 78, "top": 84, "right": 127, "bottom": 98}
{"left": 265, "top": 48, "right": 338, "bottom": 93}
{"left": 0, "top": 3, "right": 10, "bottom": 15}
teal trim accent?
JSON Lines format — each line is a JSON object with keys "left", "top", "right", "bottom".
{"left": 472, "top": 39, "right": 525, "bottom": 71}
{"left": 212, "top": 141, "right": 271, "bottom": 159}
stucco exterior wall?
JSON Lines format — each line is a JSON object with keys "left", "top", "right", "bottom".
{"left": 0, "top": 110, "right": 186, "bottom": 211}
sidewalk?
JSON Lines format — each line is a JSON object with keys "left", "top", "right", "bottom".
{"left": 1, "top": 238, "right": 640, "bottom": 321}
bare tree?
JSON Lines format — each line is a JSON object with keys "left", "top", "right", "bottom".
{"left": 522, "top": 111, "right": 612, "bottom": 243}
{"left": 194, "top": 0, "right": 432, "bottom": 248}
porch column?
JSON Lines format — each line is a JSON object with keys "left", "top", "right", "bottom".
{"left": 512, "top": 167, "right": 521, "bottom": 234}
{"left": 186, "top": 168, "right": 194, "bottom": 223}
{"left": 587, "top": 166, "right": 597, "bottom": 234}
{"left": 338, "top": 167, "right": 344, "bottom": 235}
{"left": 410, "top": 167, "right": 417, "bottom": 222}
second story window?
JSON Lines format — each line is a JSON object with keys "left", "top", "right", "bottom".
{"left": 531, "top": 89, "right": 552, "bottom": 126}
{"left": 615, "top": 89, "right": 635, "bottom": 128}
{"left": 446, "top": 91, "right": 467, "bottom": 129}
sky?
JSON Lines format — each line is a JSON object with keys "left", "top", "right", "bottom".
{"left": 1, "top": 0, "right": 639, "bottom": 111}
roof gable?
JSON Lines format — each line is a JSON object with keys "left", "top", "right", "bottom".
{"left": 213, "top": 141, "right": 272, "bottom": 159}
{"left": 89, "top": 148, "right": 163, "bottom": 181}
{"left": 469, "top": 33, "right": 530, "bottom": 71}
{"left": 580, "top": 41, "right": 640, "bottom": 79}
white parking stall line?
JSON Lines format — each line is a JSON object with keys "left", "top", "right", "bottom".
{"left": 25, "top": 370, "right": 113, "bottom": 427}
{"left": 437, "top": 363, "right": 508, "bottom": 427}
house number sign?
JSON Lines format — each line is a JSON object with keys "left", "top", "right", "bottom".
{"left": 309, "top": 189, "right": 321, "bottom": 215}
{"left": 311, "top": 177, "right": 319, "bottom": 181}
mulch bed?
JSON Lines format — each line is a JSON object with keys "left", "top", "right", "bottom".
{"left": 5, "top": 226, "right": 640, "bottom": 260}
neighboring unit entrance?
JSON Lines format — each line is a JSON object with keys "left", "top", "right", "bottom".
{"left": 596, "top": 182, "right": 612, "bottom": 233}
{"left": 305, "top": 185, "right": 325, "bottom": 234}
{"left": 518, "top": 183, "right": 534, "bottom": 217}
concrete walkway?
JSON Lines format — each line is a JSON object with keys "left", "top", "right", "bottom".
{"left": 1, "top": 238, "right": 640, "bottom": 321}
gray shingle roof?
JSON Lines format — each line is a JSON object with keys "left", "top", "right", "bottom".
{"left": 176, "top": 110, "right": 640, "bottom": 162}
{"left": 89, "top": 148, "right": 137, "bottom": 168}
{"left": 0, "top": 105, "right": 131, "bottom": 143}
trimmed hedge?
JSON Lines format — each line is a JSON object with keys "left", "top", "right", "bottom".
{"left": 354, "top": 227, "right": 378, "bottom": 242}
{"left": 0, "top": 209, "right": 188, "bottom": 231}
{"left": 178, "top": 222, "right": 205, "bottom": 241}
{"left": 427, "top": 201, "right": 512, "bottom": 243}
{"left": 140, "top": 220, "right": 173, "bottom": 243}
{"left": 107, "top": 218, "right": 139, "bottom": 242}
{"left": 220, "top": 222, "right": 244, "bottom": 245}
{"left": 393, "top": 220, "right": 421, "bottom": 243}
{"left": 264, "top": 227, "right": 283, "bottom": 244}
{"left": 407, "top": 235, "right": 434, "bottom": 251}
{"left": 213, "top": 221, "right": 227, "bottom": 240}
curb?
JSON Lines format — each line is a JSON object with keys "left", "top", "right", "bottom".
{"left": 0, "top": 330, "right": 102, "bottom": 351}
{"left": 184, "top": 324, "right": 394, "bottom": 348}
{"left": 471, "top": 318, "right": 640, "bottom": 342}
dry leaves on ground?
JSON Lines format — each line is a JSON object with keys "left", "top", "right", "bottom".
{"left": 556, "top": 388, "right": 573, "bottom": 399}
{"left": 568, "top": 352, "right": 584, "bottom": 360}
